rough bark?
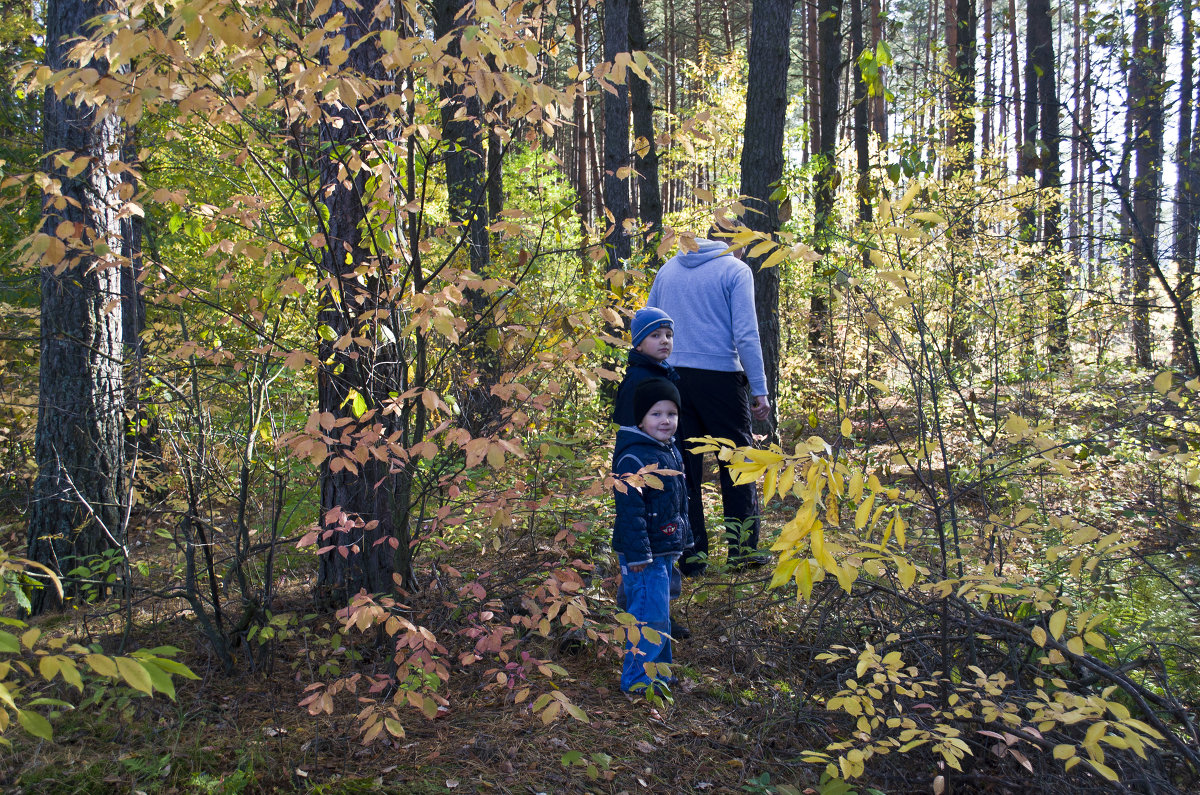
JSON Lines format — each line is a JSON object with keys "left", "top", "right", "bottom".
{"left": 810, "top": 0, "right": 844, "bottom": 356}
{"left": 29, "top": 0, "right": 126, "bottom": 612}
{"left": 314, "top": 0, "right": 396, "bottom": 604}
{"left": 602, "top": 0, "right": 633, "bottom": 270}
{"left": 1129, "top": 0, "right": 1167, "bottom": 367}
{"left": 1031, "top": 0, "right": 1066, "bottom": 364}
{"left": 739, "top": 0, "right": 795, "bottom": 436}
{"left": 629, "top": 0, "right": 663, "bottom": 263}
{"left": 1173, "top": 4, "right": 1197, "bottom": 372}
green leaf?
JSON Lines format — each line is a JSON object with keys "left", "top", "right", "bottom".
{"left": 17, "top": 709, "right": 53, "bottom": 740}
{"left": 561, "top": 750, "right": 583, "bottom": 766}
{"left": 116, "top": 656, "right": 154, "bottom": 696}
{"left": 317, "top": 323, "right": 338, "bottom": 342}
{"left": 0, "top": 630, "right": 19, "bottom": 653}
{"left": 138, "top": 659, "right": 176, "bottom": 699}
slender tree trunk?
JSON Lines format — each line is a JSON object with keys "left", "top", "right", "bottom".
{"left": 870, "top": 0, "right": 887, "bottom": 141}
{"left": 29, "top": 0, "right": 126, "bottom": 612}
{"left": 1173, "top": 3, "right": 1197, "bottom": 372}
{"left": 1017, "top": 0, "right": 1039, "bottom": 370}
{"left": 629, "top": 0, "right": 663, "bottom": 264}
{"left": 811, "top": 0, "right": 844, "bottom": 356}
{"left": 1009, "top": 0, "right": 1021, "bottom": 153}
{"left": 982, "top": 0, "right": 993, "bottom": 153}
{"left": 1129, "top": 0, "right": 1167, "bottom": 367}
{"left": 603, "top": 0, "right": 633, "bottom": 271}
{"left": 807, "top": 0, "right": 821, "bottom": 159}
{"left": 740, "top": 0, "right": 795, "bottom": 437}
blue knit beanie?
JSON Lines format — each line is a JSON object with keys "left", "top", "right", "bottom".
{"left": 630, "top": 307, "right": 673, "bottom": 348}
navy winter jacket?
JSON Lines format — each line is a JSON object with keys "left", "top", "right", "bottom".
{"left": 611, "top": 350, "right": 680, "bottom": 427}
{"left": 611, "top": 427, "right": 693, "bottom": 567}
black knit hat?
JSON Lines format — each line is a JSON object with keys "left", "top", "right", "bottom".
{"left": 634, "top": 377, "right": 681, "bottom": 424}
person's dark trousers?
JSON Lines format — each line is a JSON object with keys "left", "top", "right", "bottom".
{"left": 674, "top": 367, "right": 761, "bottom": 574}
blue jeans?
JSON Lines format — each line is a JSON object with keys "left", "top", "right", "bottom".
{"left": 619, "top": 554, "right": 674, "bottom": 692}
{"left": 617, "top": 557, "right": 681, "bottom": 610}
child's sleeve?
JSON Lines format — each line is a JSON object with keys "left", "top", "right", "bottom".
{"left": 613, "top": 454, "right": 653, "bottom": 566}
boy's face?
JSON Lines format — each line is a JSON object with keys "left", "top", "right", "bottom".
{"left": 639, "top": 399, "right": 679, "bottom": 443}
{"left": 635, "top": 326, "right": 673, "bottom": 362}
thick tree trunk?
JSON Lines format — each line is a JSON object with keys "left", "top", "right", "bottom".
{"left": 629, "top": 0, "right": 663, "bottom": 264}
{"left": 314, "top": 0, "right": 396, "bottom": 604}
{"left": 740, "top": 0, "right": 795, "bottom": 437}
{"left": 29, "top": 0, "right": 126, "bottom": 612}
{"left": 602, "top": 0, "right": 633, "bottom": 271}
{"left": 810, "top": 0, "right": 844, "bottom": 356}
{"left": 1129, "top": 0, "right": 1166, "bottom": 367}
{"left": 1016, "top": 0, "right": 1040, "bottom": 370}
{"left": 1030, "top": 0, "right": 1067, "bottom": 364}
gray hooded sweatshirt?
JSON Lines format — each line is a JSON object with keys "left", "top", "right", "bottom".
{"left": 647, "top": 238, "right": 768, "bottom": 397}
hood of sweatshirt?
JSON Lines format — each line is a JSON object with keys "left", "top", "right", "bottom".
{"left": 673, "top": 238, "right": 732, "bottom": 268}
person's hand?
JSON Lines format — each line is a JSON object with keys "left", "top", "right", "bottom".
{"left": 629, "top": 562, "right": 648, "bottom": 573}
{"left": 750, "top": 394, "right": 770, "bottom": 422}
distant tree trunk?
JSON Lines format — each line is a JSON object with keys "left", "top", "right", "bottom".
{"left": 1173, "top": 4, "right": 1198, "bottom": 373}
{"left": 29, "top": 0, "right": 126, "bottom": 612}
{"left": 951, "top": 0, "right": 976, "bottom": 170}
{"left": 870, "top": 0, "right": 887, "bottom": 141}
{"left": 436, "top": 0, "right": 500, "bottom": 432}
{"left": 1129, "top": 0, "right": 1167, "bottom": 367}
{"left": 629, "top": 0, "right": 663, "bottom": 264}
{"left": 1030, "top": 0, "right": 1067, "bottom": 365}
{"left": 806, "top": 0, "right": 820, "bottom": 159}
{"left": 314, "top": 0, "right": 396, "bottom": 603}
{"left": 851, "top": 0, "right": 872, "bottom": 232}
{"left": 810, "top": 0, "right": 843, "bottom": 357}
{"left": 982, "top": 0, "right": 993, "bottom": 153}
{"left": 572, "top": 0, "right": 591, "bottom": 256}
{"left": 602, "top": 0, "right": 633, "bottom": 271}
{"left": 740, "top": 0, "right": 795, "bottom": 437}
{"left": 1016, "top": 0, "right": 1039, "bottom": 370}
{"left": 1008, "top": 0, "right": 1021, "bottom": 154}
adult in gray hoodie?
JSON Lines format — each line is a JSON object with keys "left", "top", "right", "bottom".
{"left": 648, "top": 237, "right": 770, "bottom": 575}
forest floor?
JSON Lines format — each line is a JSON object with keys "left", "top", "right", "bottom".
{"left": 3, "top": 487, "right": 851, "bottom": 795}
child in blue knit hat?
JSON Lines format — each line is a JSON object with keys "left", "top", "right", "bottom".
{"left": 612, "top": 307, "right": 680, "bottom": 427}
{"left": 611, "top": 307, "right": 692, "bottom": 639}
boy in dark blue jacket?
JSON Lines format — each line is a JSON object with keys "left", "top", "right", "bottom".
{"left": 612, "top": 378, "right": 693, "bottom": 695}
{"left": 611, "top": 307, "right": 680, "bottom": 427}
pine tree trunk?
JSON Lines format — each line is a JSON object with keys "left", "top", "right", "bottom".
{"left": 1129, "top": 0, "right": 1167, "bottom": 367}
{"left": 810, "top": 0, "right": 843, "bottom": 356}
{"left": 1030, "top": 0, "right": 1067, "bottom": 364}
{"left": 29, "top": 0, "right": 127, "bottom": 612}
{"left": 740, "top": 0, "right": 795, "bottom": 437}
{"left": 602, "top": 0, "right": 633, "bottom": 270}
{"left": 1173, "top": 4, "right": 1197, "bottom": 372}
{"left": 314, "top": 0, "right": 397, "bottom": 604}
{"left": 629, "top": 0, "right": 663, "bottom": 263}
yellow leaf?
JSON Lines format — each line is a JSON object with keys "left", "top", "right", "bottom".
{"left": 85, "top": 653, "right": 118, "bottom": 679}
{"left": 910, "top": 211, "right": 946, "bottom": 224}
{"left": 38, "top": 655, "right": 60, "bottom": 683}
{"left": 896, "top": 181, "right": 922, "bottom": 212}
{"left": 1031, "top": 626, "right": 1047, "bottom": 647}
{"left": 769, "top": 558, "right": 800, "bottom": 589}
{"left": 1089, "top": 760, "right": 1118, "bottom": 781}
{"left": 855, "top": 494, "right": 875, "bottom": 530}
{"left": 897, "top": 559, "right": 916, "bottom": 589}
{"left": 1153, "top": 371, "right": 1174, "bottom": 394}
{"left": 841, "top": 417, "right": 853, "bottom": 437}
{"left": 1053, "top": 744, "right": 1076, "bottom": 760}
{"left": 486, "top": 445, "right": 504, "bottom": 469}
{"left": 116, "top": 656, "right": 154, "bottom": 696}
{"left": 1049, "top": 609, "right": 1067, "bottom": 641}
{"left": 1067, "top": 636, "right": 1085, "bottom": 656}
{"left": 763, "top": 465, "right": 777, "bottom": 504}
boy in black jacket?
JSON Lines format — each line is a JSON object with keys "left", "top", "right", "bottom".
{"left": 612, "top": 307, "right": 679, "bottom": 427}
{"left": 612, "top": 378, "right": 693, "bottom": 695}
